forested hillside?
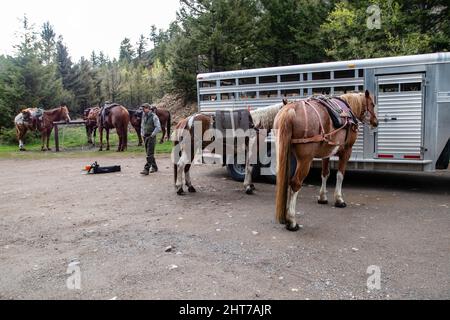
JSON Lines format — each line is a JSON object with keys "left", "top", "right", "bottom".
{"left": 0, "top": 0, "right": 449, "bottom": 130}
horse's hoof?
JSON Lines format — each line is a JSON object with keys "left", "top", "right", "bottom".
{"left": 177, "top": 188, "right": 185, "bottom": 196}
{"left": 286, "top": 223, "right": 300, "bottom": 232}
{"left": 335, "top": 202, "right": 347, "bottom": 208}
{"left": 188, "top": 186, "right": 196, "bottom": 193}
{"left": 245, "top": 187, "right": 254, "bottom": 195}
{"left": 19, "top": 149, "right": 26, "bottom": 152}
{"left": 318, "top": 199, "right": 329, "bottom": 205}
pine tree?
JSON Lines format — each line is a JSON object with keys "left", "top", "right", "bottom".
{"left": 119, "top": 38, "right": 135, "bottom": 64}
{"left": 40, "top": 21, "right": 56, "bottom": 65}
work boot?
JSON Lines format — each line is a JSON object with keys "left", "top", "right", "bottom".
{"left": 140, "top": 169, "right": 149, "bottom": 176}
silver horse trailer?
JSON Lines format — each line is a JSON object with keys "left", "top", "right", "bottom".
{"left": 197, "top": 53, "right": 450, "bottom": 180}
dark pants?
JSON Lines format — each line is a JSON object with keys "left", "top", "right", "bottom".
{"left": 144, "top": 136, "right": 158, "bottom": 171}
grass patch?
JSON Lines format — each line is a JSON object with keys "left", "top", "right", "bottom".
{"left": 0, "top": 126, "right": 173, "bottom": 159}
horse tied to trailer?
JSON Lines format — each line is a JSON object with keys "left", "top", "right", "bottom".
{"left": 274, "top": 91, "right": 378, "bottom": 231}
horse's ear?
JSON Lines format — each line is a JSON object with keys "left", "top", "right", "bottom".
{"left": 365, "top": 90, "right": 370, "bottom": 98}
{"left": 282, "top": 99, "right": 288, "bottom": 105}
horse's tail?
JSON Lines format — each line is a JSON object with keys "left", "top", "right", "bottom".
{"left": 275, "top": 107, "right": 295, "bottom": 224}
{"left": 167, "top": 111, "right": 171, "bottom": 141}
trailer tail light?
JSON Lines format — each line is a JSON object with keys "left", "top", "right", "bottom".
{"left": 377, "top": 154, "right": 394, "bottom": 159}
{"left": 404, "top": 155, "right": 421, "bottom": 159}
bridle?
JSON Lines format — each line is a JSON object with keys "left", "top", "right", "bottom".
{"left": 361, "top": 95, "right": 376, "bottom": 124}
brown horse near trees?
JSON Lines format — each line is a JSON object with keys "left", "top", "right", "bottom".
{"left": 274, "top": 91, "right": 378, "bottom": 231}
{"left": 128, "top": 106, "right": 171, "bottom": 145}
{"left": 172, "top": 113, "right": 213, "bottom": 195}
{"left": 97, "top": 104, "right": 129, "bottom": 152}
{"left": 14, "top": 105, "right": 71, "bottom": 151}
{"left": 83, "top": 106, "right": 100, "bottom": 145}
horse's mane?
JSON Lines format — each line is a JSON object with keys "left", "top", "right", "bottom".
{"left": 250, "top": 102, "right": 284, "bottom": 130}
{"left": 44, "top": 106, "right": 66, "bottom": 115}
{"left": 339, "top": 93, "right": 365, "bottom": 119}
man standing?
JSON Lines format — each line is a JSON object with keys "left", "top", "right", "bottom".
{"left": 140, "top": 103, "right": 161, "bottom": 175}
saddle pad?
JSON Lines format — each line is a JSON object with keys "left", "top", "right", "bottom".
{"left": 315, "top": 97, "right": 357, "bottom": 128}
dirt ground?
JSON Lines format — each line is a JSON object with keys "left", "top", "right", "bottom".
{"left": 0, "top": 154, "right": 449, "bottom": 300}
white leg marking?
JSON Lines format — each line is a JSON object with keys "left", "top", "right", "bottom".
{"left": 319, "top": 175, "right": 329, "bottom": 202}
{"left": 334, "top": 171, "right": 345, "bottom": 204}
{"left": 176, "top": 150, "right": 188, "bottom": 189}
{"left": 286, "top": 187, "right": 299, "bottom": 228}
{"left": 19, "top": 140, "right": 24, "bottom": 149}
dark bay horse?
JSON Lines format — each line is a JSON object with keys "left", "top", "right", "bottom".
{"left": 128, "top": 107, "right": 171, "bottom": 145}
{"left": 172, "top": 113, "right": 213, "bottom": 195}
{"left": 274, "top": 91, "right": 378, "bottom": 231}
{"left": 14, "top": 105, "right": 71, "bottom": 151}
{"left": 97, "top": 105, "right": 129, "bottom": 152}
{"left": 83, "top": 106, "right": 100, "bottom": 145}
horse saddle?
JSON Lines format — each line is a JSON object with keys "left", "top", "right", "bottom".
{"left": 314, "top": 96, "right": 357, "bottom": 129}
{"left": 101, "top": 103, "right": 120, "bottom": 124}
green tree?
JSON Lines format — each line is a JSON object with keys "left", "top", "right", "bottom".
{"left": 40, "top": 21, "right": 56, "bottom": 65}
{"left": 119, "top": 38, "right": 135, "bottom": 64}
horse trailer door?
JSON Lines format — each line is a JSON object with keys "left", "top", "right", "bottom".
{"left": 375, "top": 73, "right": 425, "bottom": 160}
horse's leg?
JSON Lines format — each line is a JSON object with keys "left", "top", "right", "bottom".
{"left": 41, "top": 130, "right": 46, "bottom": 151}
{"left": 117, "top": 127, "right": 122, "bottom": 152}
{"left": 176, "top": 148, "right": 188, "bottom": 195}
{"left": 86, "top": 126, "right": 92, "bottom": 144}
{"left": 318, "top": 158, "right": 331, "bottom": 204}
{"left": 18, "top": 127, "right": 27, "bottom": 151}
{"left": 93, "top": 128, "right": 97, "bottom": 146}
{"left": 98, "top": 126, "right": 103, "bottom": 151}
{"left": 46, "top": 129, "right": 52, "bottom": 151}
{"left": 184, "top": 164, "right": 196, "bottom": 193}
{"left": 136, "top": 127, "right": 143, "bottom": 146}
{"left": 285, "top": 156, "right": 312, "bottom": 232}
{"left": 106, "top": 129, "right": 110, "bottom": 151}
{"left": 160, "top": 125, "right": 165, "bottom": 144}
{"left": 243, "top": 135, "right": 257, "bottom": 194}
{"left": 334, "top": 148, "right": 352, "bottom": 208}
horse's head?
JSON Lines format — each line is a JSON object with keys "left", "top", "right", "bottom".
{"left": 21, "top": 109, "right": 32, "bottom": 122}
{"left": 60, "top": 104, "right": 71, "bottom": 123}
{"left": 83, "top": 108, "right": 91, "bottom": 120}
{"left": 341, "top": 91, "right": 378, "bottom": 128}
{"left": 362, "top": 90, "right": 378, "bottom": 128}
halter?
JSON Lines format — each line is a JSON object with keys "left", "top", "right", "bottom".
{"left": 361, "top": 95, "right": 376, "bottom": 124}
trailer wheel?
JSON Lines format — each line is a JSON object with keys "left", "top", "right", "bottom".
{"left": 436, "top": 139, "right": 450, "bottom": 170}
{"left": 227, "top": 163, "right": 260, "bottom": 182}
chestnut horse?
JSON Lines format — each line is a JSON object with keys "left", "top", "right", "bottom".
{"left": 14, "top": 105, "right": 71, "bottom": 151}
{"left": 274, "top": 91, "right": 378, "bottom": 231}
{"left": 172, "top": 113, "right": 213, "bottom": 195}
{"left": 83, "top": 106, "right": 100, "bottom": 145}
{"left": 128, "top": 107, "right": 171, "bottom": 145}
{"left": 97, "top": 104, "right": 129, "bottom": 152}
